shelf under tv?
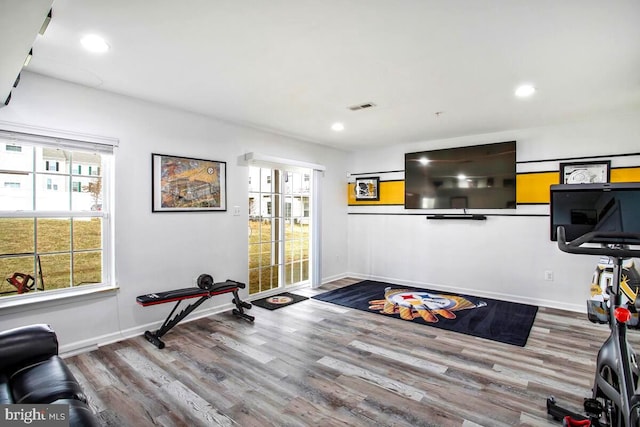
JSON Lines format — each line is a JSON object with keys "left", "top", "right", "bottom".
{"left": 426, "top": 214, "right": 487, "bottom": 221}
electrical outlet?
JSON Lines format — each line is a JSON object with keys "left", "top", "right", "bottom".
{"left": 544, "top": 270, "right": 554, "bottom": 281}
{"left": 233, "top": 206, "right": 241, "bottom": 216}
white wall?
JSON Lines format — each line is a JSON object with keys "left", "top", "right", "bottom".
{"left": 347, "top": 110, "right": 640, "bottom": 312}
{"left": 0, "top": 72, "right": 349, "bottom": 352}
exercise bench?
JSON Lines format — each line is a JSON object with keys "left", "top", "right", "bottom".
{"left": 136, "top": 274, "right": 254, "bottom": 349}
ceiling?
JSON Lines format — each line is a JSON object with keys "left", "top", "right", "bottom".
{"left": 11, "top": 0, "right": 640, "bottom": 151}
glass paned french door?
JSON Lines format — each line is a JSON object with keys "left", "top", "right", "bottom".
{"left": 248, "top": 166, "right": 311, "bottom": 295}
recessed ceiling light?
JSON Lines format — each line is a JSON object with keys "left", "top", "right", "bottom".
{"left": 515, "top": 84, "right": 536, "bottom": 98}
{"left": 81, "top": 34, "right": 110, "bottom": 53}
{"left": 331, "top": 122, "right": 344, "bottom": 132}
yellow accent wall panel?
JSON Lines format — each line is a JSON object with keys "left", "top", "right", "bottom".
{"left": 347, "top": 167, "right": 640, "bottom": 206}
{"left": 611, "top": 167, "right": 640, "bottom": 183}
{"left": 348, "top": 180, "right": 404, "bottom": 205}
{"left": 516, "top": 172, "right": 559, "bottom": 204}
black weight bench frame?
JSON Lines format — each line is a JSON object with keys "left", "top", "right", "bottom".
{"left": 136, "top": 279, "right": 254, "bottom": 349}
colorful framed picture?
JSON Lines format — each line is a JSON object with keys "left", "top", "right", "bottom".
{"left": 152, "top": 153, "right": 226, "bottom": 212}
{"left": 354, "top": 176, "right": 380, "bottom": 201}
{"left": 560, "top": 160, "right": 610, "bottom": 184}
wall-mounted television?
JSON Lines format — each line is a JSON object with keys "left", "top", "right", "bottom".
{"left": 550, "top": 182, "right": 640, "bottom": 243}
{"left": 404, "top": 141, "right": 516, "bottom": 209}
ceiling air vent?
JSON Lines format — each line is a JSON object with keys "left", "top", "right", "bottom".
{"left": 348, "top": 102, "right": 376, "bottom": 111}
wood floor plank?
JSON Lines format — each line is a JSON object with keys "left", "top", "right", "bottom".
{"left": 63, "top": 277, "right": 640, "bottom": 426}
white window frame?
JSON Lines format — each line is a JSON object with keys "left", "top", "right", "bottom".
{"left": 0, "top": 122, "right": 117, "bottom": 308}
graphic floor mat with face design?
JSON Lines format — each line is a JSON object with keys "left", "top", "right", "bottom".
{"left": 252, "top": 292, "right": 309, "bottom": 310}
{"left": 312, "top": 280, "right": 538, "bottom": 347}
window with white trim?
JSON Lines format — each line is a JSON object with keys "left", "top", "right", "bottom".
{"left": 0, "top": 129, "right": 115, "bottom": 300}
{"left": 5, "top": 145, "right": 21, "bottom": 153}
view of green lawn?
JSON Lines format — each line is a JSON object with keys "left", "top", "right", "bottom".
{"left": 248, "top": 219, "right": 309, "bottom": 295}
{"left": 0, "top": 218, "right": 102, "bottom": 296}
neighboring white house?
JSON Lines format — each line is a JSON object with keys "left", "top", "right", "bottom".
{"left": 0, "top": 143, "right": 102, "bottom": 211}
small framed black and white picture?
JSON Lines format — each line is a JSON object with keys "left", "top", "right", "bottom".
{"left": 560, "top": 160, "right": 610, "bottom": 184}
{"left": 354, "top": 176, "right": 380, "bottom": 201}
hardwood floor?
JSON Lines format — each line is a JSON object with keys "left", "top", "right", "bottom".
{"left": 64, "top": 278, "right": 640, "bottom": 426}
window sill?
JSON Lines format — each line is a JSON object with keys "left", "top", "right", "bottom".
{"left": 0, "top": 284, "right": 119, "bottom": 313}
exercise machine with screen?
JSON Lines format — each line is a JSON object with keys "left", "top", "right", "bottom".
{"left": 547, "top": 183, "right": 640, "bottom": 427}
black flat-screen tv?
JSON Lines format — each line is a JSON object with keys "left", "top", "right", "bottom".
{"left": 404, "top": 141, "right": 516, "bottom": 209}
{"left": 550, "top": 182, "right": 640, "bottom": 243}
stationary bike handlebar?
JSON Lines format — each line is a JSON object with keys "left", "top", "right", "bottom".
{"left": 556, "top": 226, "right": 640, "bottom": 259}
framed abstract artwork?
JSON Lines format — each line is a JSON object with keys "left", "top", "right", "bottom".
{"left": 152, "top": 153, "right": 226, "bottom": 212}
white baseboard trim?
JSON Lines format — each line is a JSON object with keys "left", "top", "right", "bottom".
{"left": 59, "top": 302, "right": 236, "bottom": 356}
{"left": 343, "top": 272, "right": 586, "bottom": 313}
{"left": 321, "top": 272, "right": 348, "bottom": 284}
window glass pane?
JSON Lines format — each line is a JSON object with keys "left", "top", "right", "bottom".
{"left": 0, "top": 218, "right": 34, "bottom": 255}
{"left": 36, "top": 148, "right": 69, "bottom": 174}
{"left": 259, "top": 243, "right": 273, "bottom": 267}
{"left": 37, "top": 218, "right": 71, "bottom": 252}
{"left": 0, "top": 256, "right": 35, "bottom": 295}
{"left": 291, "top": 245, "right": 302, "bottom": 263}
{"left": 264, "top": 170, "right": 276, "bottom": 194}
{"left": 266, "top": 265, "right": 279, "bottom": 289}
{"left": 73, "top": 251, "right": 102, "bottom": 286}
{"left": 248, "top": 192, "right": 259, "bottom": 218}
{"left": 73, "top": 218, "right": 102, "bottom": 250}
{"left": 248, "top": 243, "right": 260, "bottom": 270}
{"left": 35, "top": 174, "right": 70, "bottom": 210}
{"left": 1, "top": 144, "right": 33, "bottom": 171}
{"left": 40, "top": 253, "right": 71, "bottom": 290}
{"left": 248, "top": 268, "right": 260, "bottom": 294}
{"left": 0, "top": 172, "right": 34, "bottom": 210}
{"left": 284, "top": 200, "right": 292, "bottom": 219}
{"left": 259, "top": 194, "right": 272, "bottom": 219}
{"left": 72, "top": 177, "right": 102, "bottom": 211}
{"left": 248, "top": 166, "right": 260, "bottom": 192}
{"left": 293, "top": 261, "right": 302, "bottom": 283}
{"left": 259, "top": 219, "right": 272, "bottom": 243}
{"left": 284, "top": 262, "right": 293, "bottom": 285}
{"left": 248, "top": 218, "right": 259, "bottom": 242}
{"left": 291, "top": 172, "right": 302, "bottom": 194}
{"left": 282, "top": 172, "right": 290, "bottom": 193}
{"left": 71, "top": 151, "right": 101, "bottom": 177}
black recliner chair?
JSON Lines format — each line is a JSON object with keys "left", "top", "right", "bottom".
{"left": 0, "top": 324, "right": 100, "bottom": 426}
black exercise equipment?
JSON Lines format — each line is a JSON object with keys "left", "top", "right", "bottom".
{"left": 197, "top": 273, "right": 214, "bottom": 290}
{"left": 136, "top": 276, "right": 254, "bottom": 349}
{"left": 547, "top": 226, "right": 640, "bottom": 427}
